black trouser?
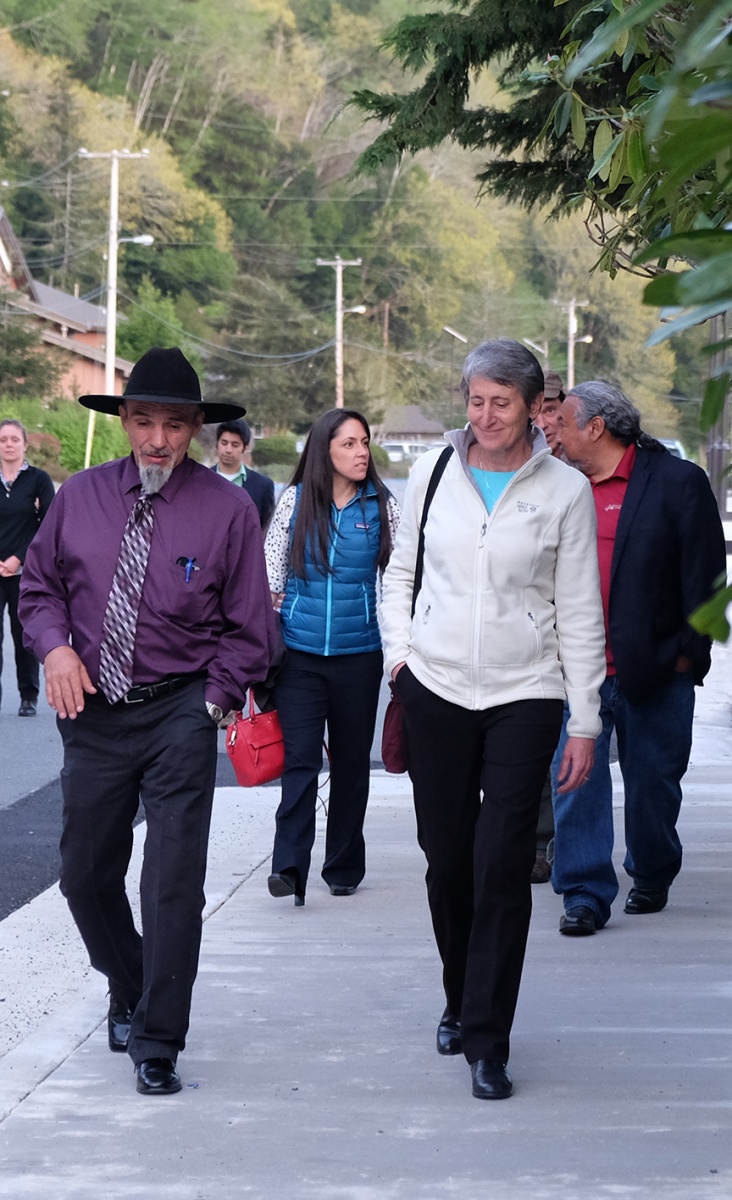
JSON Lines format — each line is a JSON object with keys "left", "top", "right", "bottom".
{"left": 57, "top": 678, "right": 217, "bottom": 1065}
{"left": 395, "top": 665, "right": 563, "bottom": 1065}
{"left": 272, "top": 648, "right": 383, "bottom": 893}
{"left": 536, "top": 774, "right": 555, "bottom": 854}
{"left": 0, "top": 575, "right": 40, "bottom": 703}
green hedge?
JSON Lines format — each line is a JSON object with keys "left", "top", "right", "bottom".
{"left": 252, "top": 433, "right": 299, "bottom": 468}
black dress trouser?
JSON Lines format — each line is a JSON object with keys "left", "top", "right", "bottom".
{"left": 272, "top": 648, "right": 383, "bottom": 892}
{"left": 57, "top": 678, "right": 217, "bottom": 1064}
{"left": 0, "top": 575, "right": 40, "bottom": 702}
{"left": 395, "top": 665, "right": 563, "bottom": 1065}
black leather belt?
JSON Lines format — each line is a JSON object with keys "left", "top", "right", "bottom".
{"left": 121, "top": 672, "right": 205, "bottom": 705}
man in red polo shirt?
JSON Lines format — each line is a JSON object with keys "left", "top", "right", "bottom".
{"left": 550, "top": 380, "right": 726, "bottom": 935}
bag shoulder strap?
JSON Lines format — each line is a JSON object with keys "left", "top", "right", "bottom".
{"left": 411, "top": 445, "right": 453, "bottom": 617}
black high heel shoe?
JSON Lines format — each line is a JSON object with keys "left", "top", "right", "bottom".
{"left": 268, "top": 870, "right": 305, "bottom": 907}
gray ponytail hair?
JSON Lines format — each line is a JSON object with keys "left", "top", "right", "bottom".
{"left": 569, "top": 381, "right": 663, "bottom": 450}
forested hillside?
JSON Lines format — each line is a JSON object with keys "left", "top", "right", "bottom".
{"left": 0, "top": 0, "right": 699, "bottom": 444}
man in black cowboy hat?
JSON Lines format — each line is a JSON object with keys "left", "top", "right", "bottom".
{"left": 19, "top": 347, "right": 277, "bottom": 1096}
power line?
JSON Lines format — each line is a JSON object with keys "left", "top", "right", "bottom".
{"left": 116, "top": 288, "right": 336, "bottom": 364}
{"left": 0, "top": 149, "right": 87, "bottom": 190}
{"left": 24, "top": 233, "right": 109, "bottom": 270}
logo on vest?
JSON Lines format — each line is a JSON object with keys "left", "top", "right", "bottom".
{"left": 517, "top": 500, "right": 539, "bottom": 513}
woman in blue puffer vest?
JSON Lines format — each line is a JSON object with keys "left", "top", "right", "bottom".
{"left": 264, "top": 409, "right": 400, "bottom": 905}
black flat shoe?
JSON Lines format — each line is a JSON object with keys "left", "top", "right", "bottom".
{"left": 329, "top": 884, "right": 357, "bottom": 896}
{"left": 107, "top": 996, "right": 135, "bottom": 1053}
{"left": 471, "top": 1059, "right": 513, "bottom": 1100}
{"left": 436, "top": 1009, "right": 462, "bottom": 1056}
{"left": 559, "top": 905, "right": 598, "bottom": 936}
{"left": 268, "top": 871, "right": 304, "bottom": 906}
{"left": 624, "top": 886, "right": 668, "bottom": 914}
{"left": 135, "top": 1057, "right": 182, "bottom": 1095}
{"left": 18, "top": 699, "right": 37, "bottom": 717}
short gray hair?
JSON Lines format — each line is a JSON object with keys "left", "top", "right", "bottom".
{"left": 460, "top": 338, "right": 545, "bottom": 408}
{"left": 568, "top": 381, "right": 643, "bottom": 447}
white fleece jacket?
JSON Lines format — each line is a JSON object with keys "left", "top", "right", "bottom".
{"left": 379, "top": 425, "right": 605, "bottom": 739}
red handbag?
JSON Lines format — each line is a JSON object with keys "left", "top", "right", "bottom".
{"left": 226, "top": 689, "right": 286, "bottom": 787}
{"left": 381, "top": 680, "right": 408, "bottom": 774}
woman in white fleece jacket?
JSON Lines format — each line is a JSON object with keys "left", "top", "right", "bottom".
{"left": 380, "top": 338, "right": 605, "bottom": 1101}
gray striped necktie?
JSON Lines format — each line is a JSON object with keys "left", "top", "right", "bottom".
{"left": 98, "top": 494, "right": 155, "bottom": 704}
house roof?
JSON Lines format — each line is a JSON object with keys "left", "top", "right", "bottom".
{"left": 30, "top": 281, "right": 106, "bottom": 332}
{"left": 380, "top": 405, "right": 445, "bottom": 436}
{"left": 1, "top": 206, "right": 105, "bottom": 331}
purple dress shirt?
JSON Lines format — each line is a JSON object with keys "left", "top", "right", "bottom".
{"left": 19, "top": 453, "right": 277, "bottom": 713}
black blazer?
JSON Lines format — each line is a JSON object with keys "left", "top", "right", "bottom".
{"left": 607, "top": 446, "right": 727, "bottom": 704}
{"left": 212, "top": 465, "right": 275, "bottom": 529}
{"left": 239, "top": 468, "right": 275, "bottom": 529}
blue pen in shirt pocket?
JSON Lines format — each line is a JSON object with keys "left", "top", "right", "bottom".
{"left": 176, "top": 555, "right": 200, "bottom": 583}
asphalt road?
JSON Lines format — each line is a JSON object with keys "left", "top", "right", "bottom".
{"left": 0, "top": 608, "right": 394, "bottom": 922}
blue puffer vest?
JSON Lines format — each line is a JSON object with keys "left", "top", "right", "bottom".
{"left": 281, "top": 482, "right": 383, "bottom": 656}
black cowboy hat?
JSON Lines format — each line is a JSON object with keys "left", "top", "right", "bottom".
{"left": 79, "top": 346, "right": 245, "bottom": 423}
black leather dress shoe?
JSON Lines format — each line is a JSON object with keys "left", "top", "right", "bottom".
{"left": 559, "top": 905, "right": 598, "bottom": 936}
{"left": 329, "top": 884, "right": 357, "bottom": 896}
{"left": 135, "top": 1058, "right": 182, "bottom": 1095}
{"left": 624, "top": 886, "right": 668, "bottom": 914}
{"left": 436, "top": 1009, "right": 462, "bottom": 1056}
{"left": 531, "top": 851, "right": 552, "bottom": 884}
{"left": 268, "top": 871, "right": 305, "bottom": 906}
{"left": 18, "top": 699, "right": 37, "bottom": 717}
{"left": 471, "top": 1059, "right": 513, "bottom": 1100}
{"left": 108, "top": 997, "right": 135, "bottom": 1053}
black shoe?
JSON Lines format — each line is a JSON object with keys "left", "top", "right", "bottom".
{"left": 559, "top": 905, "right": 598, "bottom": 936}
{"left": 108, "top": 996, "right": 135, "bottom": 1053}
{"left": 268, "top": 871, "right": 304, "bottom": 906}
{"left": 18, "top": 699, "right": 37, "bottom": 717}
{"left": 329, "top": 884, "right": 357, "bottom": 896}
{"left": 624, "top": 886, "right": 668, "bottom": 915}
{"left": 531, "top": 851, "right": 552, "bottom": 884}
{"left": 471, "top": 1059, "right": 513, "bottom": 1100}
{"left": 436, "top": 1009, "right": 462, "bottom": 1056}
{"left": 135, "top": 1057, "right": 182, "bottom": 1095}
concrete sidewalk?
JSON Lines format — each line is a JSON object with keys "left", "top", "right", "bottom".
{"left": 1, "top": 646, "right": 731, "bottom": 1199}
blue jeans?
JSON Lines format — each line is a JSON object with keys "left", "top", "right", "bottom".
{"left": 552, "top": 672, "right": 695, "bottom": 926}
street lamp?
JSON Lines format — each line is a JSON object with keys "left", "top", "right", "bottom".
{"left": 442, "top": 325, "right": 468, "bottom": 425}
{"left": 522, "top": 337, "right": 549, "bottom": 363}
{"left": 78, "top": 148, "right": 151, "bottom": 467}
{"left": 83, "top": 232, "right": 155, "bottom": 469}
{"left": 443, "top": 325, "right": 468, "bottom": 345}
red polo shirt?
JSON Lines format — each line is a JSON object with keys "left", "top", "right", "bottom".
{"left": 591, "top": 443, "right": 636, "bottom": 673}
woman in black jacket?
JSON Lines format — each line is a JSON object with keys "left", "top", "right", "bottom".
{"left": 0, "top": 419, "right": 55, "bottom": 715}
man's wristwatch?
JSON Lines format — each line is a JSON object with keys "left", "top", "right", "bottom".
{"left": 205, "top": 702, "right": 224, "bottom": 724}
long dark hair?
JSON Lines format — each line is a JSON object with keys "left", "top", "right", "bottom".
{"left": 288, "top": 408, "right": 392, "bottom": 578}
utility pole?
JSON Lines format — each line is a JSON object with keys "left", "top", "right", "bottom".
{"left": 554, "top": 298, "right": 590, "bottom": 390}
{"left": 78, "top": 147, "right": 150, "bottom": 466}
{"left": 316, "top": 255, "right": 362, "bottom": 407}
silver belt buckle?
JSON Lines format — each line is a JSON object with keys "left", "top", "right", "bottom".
{"left": 123, "top": 689, "right": 146, "bottom": 704}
